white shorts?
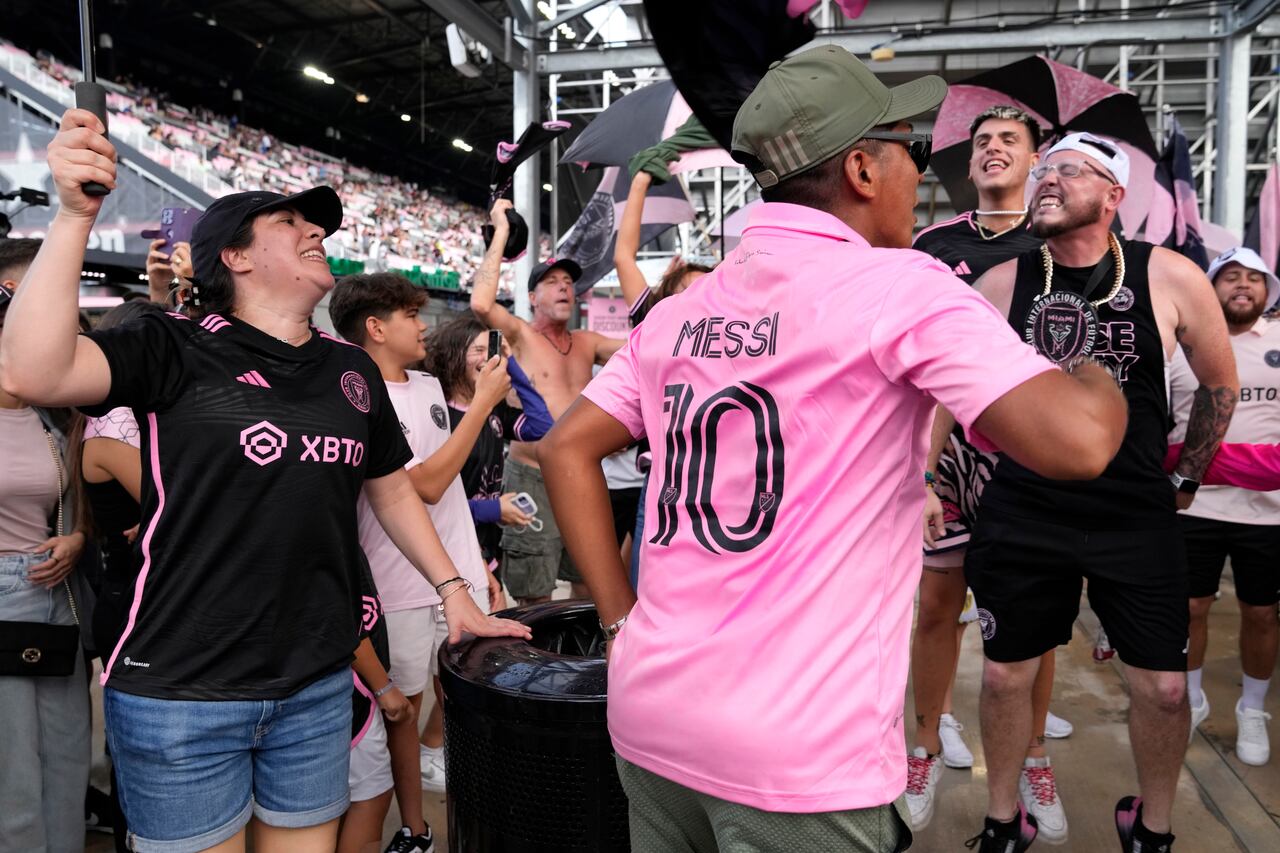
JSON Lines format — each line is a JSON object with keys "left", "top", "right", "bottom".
{"left": 348, "top": 709, "right": 394, "bottom": 802}
{"left": 385, "top": 606, "right": 450, "bottom": 698}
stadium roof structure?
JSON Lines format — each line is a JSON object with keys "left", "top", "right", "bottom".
{"left": 5, "top": 0, "right": 529, "bottom": 200}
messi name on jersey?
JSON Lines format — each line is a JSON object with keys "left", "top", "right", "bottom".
{"left": 672, "top": 312, "right": 780, "bottom": 359}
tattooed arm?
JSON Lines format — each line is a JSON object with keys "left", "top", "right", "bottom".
{"left": 470, "top": 199, "right": 526, "bottom": 344}
{"left": 1155, "top": 248, "right": 1239, "bottom": 506}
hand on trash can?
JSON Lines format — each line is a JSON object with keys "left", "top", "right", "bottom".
{"left": 443, "top": 587, "right": 531, "bottom": 644}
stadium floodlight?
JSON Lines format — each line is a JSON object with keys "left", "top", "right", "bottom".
{"left": 400, "top": 113, "right": 412, "bottom": 122}
{"left": 303, "top": 66, "right": 335, "bottom": 84}
{"left": 543, "top": 183, "right": 553, "bottom": 192}
{"left": 453, "top": 139, "right": 473, "bottom": 153}
{"left": 537, "top": 2, "right": 553, "bottom": 19}
{"left": 355, "top": 92, "right": 370, "bottom": 103}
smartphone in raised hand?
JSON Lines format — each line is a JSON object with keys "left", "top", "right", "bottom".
{"left": 488, "top": 329, "right": 503, "bottom": 360}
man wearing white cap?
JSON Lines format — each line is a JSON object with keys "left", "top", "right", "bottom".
{"left": 1168, "top": 246, "right": 1280, "bottom": 768}
{"left": 964, "top": 132, "right": 1238, "bottom": 853}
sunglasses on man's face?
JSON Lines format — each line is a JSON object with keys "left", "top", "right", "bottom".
{"left": 861, "top": 131, "right": 933, "bottom": 174}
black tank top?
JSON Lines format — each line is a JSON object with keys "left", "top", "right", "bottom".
{"left": 981, "top": 239, "right": 1177, "bottom": 528}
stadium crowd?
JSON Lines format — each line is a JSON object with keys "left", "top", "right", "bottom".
{"left": 4, "top": 40, "right": 531, "bottom": 292}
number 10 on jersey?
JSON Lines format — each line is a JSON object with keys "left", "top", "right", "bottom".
{"left": 648, "top": 381, "right": 785, "bottom": 554}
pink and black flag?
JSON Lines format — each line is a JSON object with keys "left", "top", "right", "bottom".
{"left": 1245, "top": 163, "right": 1279, "bottom": 273}
{"left": 558, "top": 166, "right": 694, "bottom": 294}
{"left": 1143, "top": 115, "right": 1208, "bottom": 269}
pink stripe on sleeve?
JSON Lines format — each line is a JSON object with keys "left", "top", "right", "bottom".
{"left": 101, "top": 412, "right": 166, "bottom": 685}
{"left": 1165, "top": 441, "right": 1280, "bottom": 490}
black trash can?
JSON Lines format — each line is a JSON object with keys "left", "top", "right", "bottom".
{"left": 440, "top": 600, "right": 630, "bottom": 852}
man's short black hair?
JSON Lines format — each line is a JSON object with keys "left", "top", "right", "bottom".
{"left": 759, "top": 142, "right": 867, "bottom": 209}
{"left": 0, "top": 238, "right": 42, "bottom": 283}
{"left": 968, "top": 105, "right": 1042, "bottom": 150}
{"left": 328, "top": 272, "right": 427, "bottom": 345}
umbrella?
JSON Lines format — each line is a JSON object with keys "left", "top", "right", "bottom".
{"left": 560, "top": 83, "right": 736, "bottom": 178}
{"left": 558, "top": 166, "right": 694, "bottom": 295}
{"left": 75, "top": 0, "right": 110, "bottom": 197}
{"left": 1244, "top": 163, "right": 1279, "bottom": 273}
{"left": 628, "top": 115, "right": 719, "bottom": 184}
{"left": 482, "top": 120, "right": 570, "bottom": 261}
{"left": 643, "top": 0, "right": 816, "bottom": 151}
{"left": 1141, "top": 114, "right": 1209, "bottom": 269}
{"left": 931, "top": 56, "right": 1158, "bottom": 238}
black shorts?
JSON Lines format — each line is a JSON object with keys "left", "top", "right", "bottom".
{"left": 1180, "top": 514, "right": 1280, "bottom": 605}
{"left": 609, "top": 487, "right": 642, "bottom": 547}
{"left": 966, "top": 509, "right": 1188, "bottom": 671}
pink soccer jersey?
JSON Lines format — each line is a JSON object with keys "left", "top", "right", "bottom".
{"left": 582, "top": 203, "right": 1055, "bottom": 812}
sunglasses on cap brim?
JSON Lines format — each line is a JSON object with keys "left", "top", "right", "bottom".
{"left": 861, "top": 131, "right": 933, "bottom": 174}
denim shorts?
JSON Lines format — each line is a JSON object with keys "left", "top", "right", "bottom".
{"left": 103, "top": 666, "right": 352, "bottom": 853}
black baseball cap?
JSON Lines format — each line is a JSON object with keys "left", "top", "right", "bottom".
{"left": 527, "top": 258, "right": 582, "bottom": 291}
{"left": 191, "top": 186, "right": 343, "bottom": 283}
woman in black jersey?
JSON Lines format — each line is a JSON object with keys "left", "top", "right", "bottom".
{"left": 69, "top": 298, "right": 161, "bottom": 853}
{"left": 0, "top": 108, "right": 530, "bottom": 853}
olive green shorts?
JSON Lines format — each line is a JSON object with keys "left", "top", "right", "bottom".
{"left": 500, "top": 458, "right": 580, "bottom": 599}
{"left": 616, "top": 757, "right": 912, "bottom": 853}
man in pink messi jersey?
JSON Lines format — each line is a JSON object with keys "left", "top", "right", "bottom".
{"left": 539, "top": 46, "right": 1128, "bottom": 853}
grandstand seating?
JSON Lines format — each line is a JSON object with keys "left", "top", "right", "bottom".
{"left": 0, "top": 40, "right": 553, "bottom": 295}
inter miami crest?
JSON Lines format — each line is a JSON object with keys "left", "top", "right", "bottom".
{"left": 430, "top": 403, "right": 448, "bottom": 430}
{"left": 1024, "top": 292, "right": 1099, "bottom": 364}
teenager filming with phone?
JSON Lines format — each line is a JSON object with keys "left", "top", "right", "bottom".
{"left": 424, "top": 314, "right": 553, "bottom": 602}
{"left": 0, "top": 108, "right": 531, "bottom": 853}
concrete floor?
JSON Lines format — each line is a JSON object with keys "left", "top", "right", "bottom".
{"left": 87, "top": 580, "right": 1279, "bottom": 852}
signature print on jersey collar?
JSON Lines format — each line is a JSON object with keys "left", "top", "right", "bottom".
{"left": 341, "top": 370, "right": 371, "bottom": 413}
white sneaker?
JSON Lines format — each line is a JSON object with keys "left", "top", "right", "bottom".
{"left": 1235, "top": 699, "right": 1272, "bottom": 766}
{"left": 1189, "top": 690, "right": 1210, "bottom": 742}
{"left": 1019, "top": 756, "right": 1068, "bottom": 844}
{"left": 1044, "top": 711, "right": 1073, "bottom": 739}
{"left": 904, "top": 747, "right": 942, "bottom": 830}
{"left": 421, "top": 745, "right": 446, "bottom": 793}
{"left": 939, "top": 713, "right": 974, "bottom": 769}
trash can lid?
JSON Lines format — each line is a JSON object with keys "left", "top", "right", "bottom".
{"left": 439, "top": 601, "right": 610, "bottom": 721}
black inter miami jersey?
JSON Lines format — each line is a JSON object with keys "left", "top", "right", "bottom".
{"left": 982, "top": 240, "right": 1176, "bottom": 528}
{"left": 912, "top": 211, "right": 1041, "bottom": 286}
{"left": 82, "top": 311, "right": 411, "bottom": 700}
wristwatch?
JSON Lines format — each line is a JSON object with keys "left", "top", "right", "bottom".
{"left": 600, "top": 614, "right": 629, "bottom": 642}
{"left": 1169, "top": 472, "right": 1200, "bottom": 495}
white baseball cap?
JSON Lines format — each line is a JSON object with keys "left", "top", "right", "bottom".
{"left": 1207, "top": 246, "right": 1280, "bottom": 310}
{"left": 1043, "top": 132, "right": 1130, "bottom": 188}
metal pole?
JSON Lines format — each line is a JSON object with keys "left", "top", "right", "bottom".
{"left": 78, "top": 0, "right": 97, "bottom": 82}
{"left": 1213, "top": 30, "right": 1251, "bottom": 234}
{"left": 512, "top": 0, "right": 541, "bottom": 321}
{"left": 1118, "top": 0, "right": 1129, "bottom": 92}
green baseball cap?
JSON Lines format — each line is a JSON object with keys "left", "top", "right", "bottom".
{"left": 731, "top": 45, "right": 948, "bottom": 188}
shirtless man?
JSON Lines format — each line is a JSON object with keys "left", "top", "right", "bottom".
{"left": 471, "top": 198, "right": 625, "bottom": 602}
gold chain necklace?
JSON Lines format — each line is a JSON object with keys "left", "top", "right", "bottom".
{"left": 1039, "top": 231, "right": 1126, "bottom": 308}
{"left": 974, "top": 211, "right": 1026, "bottom": 241}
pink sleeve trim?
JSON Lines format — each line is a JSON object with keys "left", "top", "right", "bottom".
{"left": 1165, "top": 441, "right": 1280, "bottom": 490}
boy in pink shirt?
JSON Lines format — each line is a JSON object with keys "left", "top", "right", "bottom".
{"left": 541, "top": 46, "right": 1129, "bottom": 852}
